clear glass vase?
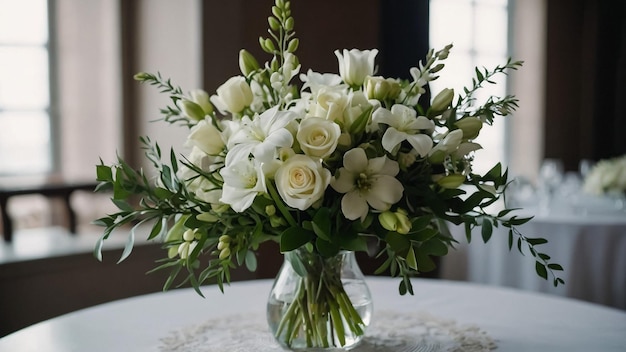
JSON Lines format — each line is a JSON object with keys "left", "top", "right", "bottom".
{"left": 266, "top": 248, "right": 373, "bottom": 351}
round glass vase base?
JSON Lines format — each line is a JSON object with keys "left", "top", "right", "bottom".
{"left": 267, "top": 250, "right": 373, "bottom": 352}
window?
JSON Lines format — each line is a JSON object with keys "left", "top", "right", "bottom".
{"left": 429, "top": 0, "right": 510, "bottom": 175}
{"left": 0, "top": 0, "right": 52, "bottom": 176}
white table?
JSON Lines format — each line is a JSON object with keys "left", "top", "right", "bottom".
{"left": 1, "top": 277, "right": 625, "bottom": 351}
{"left": 443, "top": 205, "right": 626, "bottom": 310}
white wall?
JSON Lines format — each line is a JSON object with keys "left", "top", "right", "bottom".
{"left": 508, "top": 0, "right": 547, "bottom": 182}
{"left": 135, "top": 0, "right": 202, "bottom": 172}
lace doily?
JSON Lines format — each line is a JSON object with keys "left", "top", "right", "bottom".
{"left": 159, "top": 310, "right": 496, "bottom": 352}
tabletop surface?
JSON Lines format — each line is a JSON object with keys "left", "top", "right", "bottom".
{"left": 1, "top": 277, "right": 625, "bottom": 352}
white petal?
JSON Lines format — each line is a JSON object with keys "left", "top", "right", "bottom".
{"left": 341, "top": 191, "right": 369, "bottom": 221}
{"left": 406, "top": 134, "right": 433, "bottom": 157}
{"left": 407, "top": 115, "right": 435, "bottom": 131}
{"left": 381, "top": 128, "right": 407, "bottom": 153}
{"left": 343, "top": 148, "right": 368, "bottom": 173}
{"left": 367, "top": 175, "right": 403, "bottom": 206}
{"left": 331, "top": 169, "right": 356, "bottom": 193}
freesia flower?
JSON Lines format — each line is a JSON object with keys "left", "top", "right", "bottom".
{"left": 334, "top": 49, "right": 378, "bottom": 86}
{"left": 219, "top": 158, "right": 266, "bottom": 212}
{"left": 226, "top": 106, "right": 297, "bottom": 164}
{"left": 331, "top": 148, "right": 403, "bottom": 221}
{"left": 372, "top": 104, "right": 435, "bottom": 156}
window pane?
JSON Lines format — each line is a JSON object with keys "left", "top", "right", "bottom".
{"left": 475, "top": 4, "right": 508, "bottom": 56}
{"left": 0, "top": 0, "right": 48, "bottom": 45}
{"left": 0, "top": 111, "right": 51, "bottom": 174}
{"left": 430, "top": 0, "right": 473, "bottom": 51}
{"left": 0, "top": 47, "right": 49, "bottom": 109}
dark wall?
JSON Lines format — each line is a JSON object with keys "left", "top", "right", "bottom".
{"left": 201, "top": 0, "right": 430, "bottom": 90}
{"left": 545, "top": 0, "right": 626, "bottom": 170}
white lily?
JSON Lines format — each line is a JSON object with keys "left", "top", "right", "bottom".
{"left": 226, "top": 106, "right": 297, "bottom": 165}
{"left": 219, "top": 158, "right": 266, "bottom": 212}
{"left": 372, "top": 104, "right": 435, "bottom": 156}
{"left": 330, "top": 148, "right": 403, "bottom": 221}
{"left": 334, "top": 48, "right": 378, "bottom": 87}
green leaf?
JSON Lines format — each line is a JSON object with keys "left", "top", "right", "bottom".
{"left": 311, "top": 207, "right": 331, "bottom": 241}
{"left": 117, "top": 229, "right": 135, "bottom": 264}
{"left": 526, "top": 237, "right": 548, "bottom": 246}
{"left": 406, "top": 246, "right": 418, "bottom": 271}
{"left": 385, "top": 232, "right": 411, "bottom": 253}
{"left": 415, "top": 250, "right": 437, "bottom": 272}
{"left": 481, "top": 218, "right": 493, "bottom": 243}
{"left": 286, "top": 251, "right": 308, "bottom": 277}
{"left": 338, "top": 235, "right": 368, "bottom": 252}
{"left": 96, "top": 164, "right": 113, "bottom": 182}
{"left": 280, "top": 227, "right": 313, "bottom": 252}
{"left": 420, "top": 239, "right": 448, "bottom": 256}
{"left": 245, "top": 250, "right": 258, "bottom": 272}
{"left": 148, "top": 217, "right": 165, "bottom": 240}
{"left": 548, "top": 263, "right": 564, "bottom": 271}
{"left": 315, "top": 238, "right": 339, "bottom": 257}
{"left": 535, "top": 261, "right": 548, "bottom": 280}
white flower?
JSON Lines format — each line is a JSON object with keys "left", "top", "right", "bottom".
{"left": 210, "top": 76, "right": 253, "bottom": 114}
{"left": 372, "top": 104, "right": 435, "bottom": 156}
{"left": 334, "top": 49, "right": 378, "bottom": 86}
{"left": 219, "top": 158, "right": 266, "bottom": 212}
{"left": 331, "top": 148, "right": 403, "bottom": 221}
{"left": 583, "top": 156, "right": 626, "bottom": 195}
{"left": 296, "top": 117, "right": 341, "bottom": 159}
{"left": 275, "top": 155, "right": 331, "bottom": 210}
{"left": 185, "top": 117, "right": 225, "bottom": 156}
{"left": 429, "top": 129, "right": 463, "bottom": 156}
{"left": 300, "top": 69, "right": 343, "bottom": 94}
{"left": 227, "top": 106, "right": 297, "bottom": 164}
{"left": 307, "top": 86, "right": 349, "bottom": 122}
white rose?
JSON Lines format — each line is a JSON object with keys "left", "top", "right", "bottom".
{"left": 307, "top": 86, "right": 349, "bottom": 122}
{"left": 334, "top": 48, "right": 378, "bottom": 86}
{"left": 210, "top": 76, "right": 253, "bottom": 114}
{"left": 275, "top": 155, "right": 331, "bottom": 210}
{"left": 296, "top": 117, "right": 341, "bottom": 159}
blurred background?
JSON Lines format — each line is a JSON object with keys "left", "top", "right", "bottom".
{"left": 1, "top": 0, "right": 625, "bottom": 336}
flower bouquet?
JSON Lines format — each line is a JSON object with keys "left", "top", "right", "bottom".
{"left": 583, "top": 155, "right": 626, "bottom": 196}
{"left": 94, "top": 0, "right": 563, "bottom": 349}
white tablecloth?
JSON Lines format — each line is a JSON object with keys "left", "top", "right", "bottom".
{"left": 443, "top": 207, "right": 626, "bottom": 310}
{"left": 1, "top": 277, "right": 625, "bottom": 351}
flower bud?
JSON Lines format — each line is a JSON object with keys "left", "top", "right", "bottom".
{"left": 394, "top": 209, "right": 411, "bottom": 234}
{"left": 219, "top": 247, "right": 231, "bottom": 260}
{"left": 182, "top": 229, "right": 196, "bottom": 242}
{"left": 454, "top": 117, "right": 483, "bottom": 140}
{"left": 428, "top": 150, "right": 447, "bottom": 164}
{"left": 364, "top": 76, "right": 401, "bottom": 101}
{"left": 265, "top": 205, "right": 277, "bottom": 217}
{"left": 217, "top": 241, "right": 228, "bottom": 250}
{"left": 238, "top": 49, "right": 260, "bottom": 76}
{"left": 430, "top": 88, "right": 454, "bottom": 112}
{"left": 378, "top": 211, "right": 398, "bottom": 232}
{"left": 437, "top": 174, "right": 466, "bottom": 189}
{"left": 219, "top": 235, "right": 231, "bottom": 243}
{"left": 181, "top": 100, "right": 206, "bottom": 121}
{"left": 133, "top": 72, "right": 151, "bottom": 81}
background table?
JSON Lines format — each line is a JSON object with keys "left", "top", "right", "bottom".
{"left": 1, "top": 277, "right": 625, "bottom": 351}
{"left": 443, "top": 205, "right": 626, "bottom": 310}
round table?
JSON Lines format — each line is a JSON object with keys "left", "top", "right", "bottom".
{"left": 1, "top": 277, "right": 625, "bottom": 351}
{"left": 443, "top": 205, "right": 626, "bottom": 310}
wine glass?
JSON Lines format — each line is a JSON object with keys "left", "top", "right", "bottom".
{"left": 538, "top": 159, "right": 564, "bottom": 213}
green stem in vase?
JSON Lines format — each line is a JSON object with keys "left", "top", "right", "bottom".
{"left": 273, "top": 251, "right": 367, "bottom": 348}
